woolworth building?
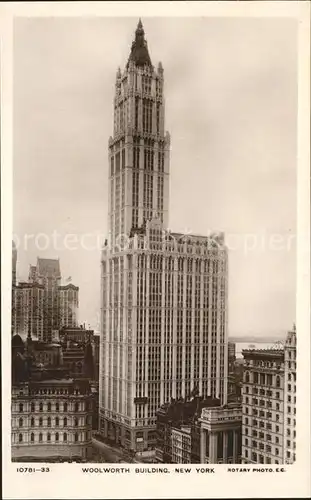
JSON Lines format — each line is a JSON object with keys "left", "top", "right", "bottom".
{"left": 99, "top": 20, "right": 229, "bottom": 452}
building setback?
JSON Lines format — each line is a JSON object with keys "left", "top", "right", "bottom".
{"left": 99, "top": 20, "right": 229, "bottom": 452}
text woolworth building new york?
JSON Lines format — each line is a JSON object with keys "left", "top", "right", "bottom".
{"left": 99, "top": 20, "right": 229, "bottom": 452}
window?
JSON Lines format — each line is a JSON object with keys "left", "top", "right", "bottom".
{"left": 287, "top": 418, "right": 291, "bottom": 425}
{"left": 55, "top": 432, "right": 59, "bottom": 442}
{"left": 267, "top": 457, "right": 271, "bottom": 464}
{"left": 31, "top": 417, "right": 34, "bottom": 427}
{"left": 245, "top": 450, "right": 248, "bottom": 458}
{"left": 276, "top": 392, "right": 280, "bottom": 399}
{"left": 39, "top": 433, "right": 43, "bottom": 442}
{"left": 31, "top": 433, "right": 34, "bottom": 443}
{"left": 64, "top": 403, "right": 68, "bottom": 412}
{"left": 74, "top": 418, "right": 78, "bottom": 427}
{"left": 19, "top": 417, "right": 23, "bottom": 427}
{"left": 266, "top": 434, "right": 272, "bottom": 441}
{"left": 39, "top": 403, "right": 43, "bottom": 412}
{"left": 55, "top": 417, "right": 59, "bottom": 427}
{"left": 47, "top": 417, "right": 51, "bottom": 427}
{"left": 276, "top": 403, "right": 280, "bottom": 411}
{"left": 75, "top": 433, "right": 79, "bottom": 443}
{"left": 56, "top": 403, "right": 59, "bottom": 412}
{"left": 275, "top": 448, "right": 279, "bottom": 456}
{"left": 276, "top": 414, "right": 280, "bottom": 422}
{"left": 75, "top": 403, "right": 79, "bottom": 412}
{"left": 64, "top": 432, "right": 67, "bottom": 442}
{"left": 245, "top": 438, "right": 249, "bottom": 446}
{"left": 252, "top": 452, "right": 257, "bottom": 462}
{"left": 31, "top": 403, "right": 35, "bottom": 412}
{"left": 39, "top": 417, "right": 43, "bottom": 427}
{"left": 64, "top": 417, "right": 67, "bottom": 427}
{"left": 47, "top": 402, "right": 51, "bottom": 412}
{"left": 287, "top": 440, "right": 291, "bottom": 447}
{"left": 19, "top": 403, "right": 23, "bottom": 413}
{"left": 47, "top": 433, "right": 51, "bottom": 442}
{"left": 276, "top": 425, "right": 279, "bottom": 433}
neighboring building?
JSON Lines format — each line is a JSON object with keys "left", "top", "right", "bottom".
{"left": 228, "top": 341, "right": 236, "bottom": 374}
{"left": 11, "top": 334, "right": 93, "bottom": 462}
{"left": 12, "top": 240, "right": 17, "bottom": 286}
{"left": 12, "top": 282, "right": 45, "bottom": 340}
{"left": 171, "top": 426, "right": 192, "bottom": 464}
{"left": 100, "top": 20, "right": 229, "bottom": 452}
{"left": 29, "top": 258, "right": 62, "bottom": 343}
{"left": 199, "top": 403, "right": 242, "bottom": 464}
{"left": 59, "top": 284, "right": 79, "bottom": 328}
{"left": 155, "top": 396, "right": 220, "bottom": 463}
{"left": 283, "top": 324, "right": 297, "bottom": 464}
{"left": 241, "top": 348, "right": 285, "bottom": 464}
{"left": 31, "top": 340, "right": 63, "bottom": 367}
{"left": 59, "top": 325, "right": 94, "bottom": 344}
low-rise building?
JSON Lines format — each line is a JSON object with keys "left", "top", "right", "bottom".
{"left": 199, "top": 403, "right": 242, "bottom": 464}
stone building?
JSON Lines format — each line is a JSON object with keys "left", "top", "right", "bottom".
{"left": 155, "top": 396, "right": 220, "bottom": 463}
{"left": 11, "top": 334, "right": 93, "bottom": 462}
{"left": 241, "top": 347, "right": 285, "bottom": 464}
{"left": 199, "top": 403, "right": 242, "bottom": 463}
{"left": 100, "top": 19, "right": 229, "bottom": 453}
{"left": 283, "top": 324, "right": 297, "bottom": 464}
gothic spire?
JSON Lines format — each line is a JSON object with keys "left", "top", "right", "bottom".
{"left": 127, "top": 19, "right": 152, "bottom": 68}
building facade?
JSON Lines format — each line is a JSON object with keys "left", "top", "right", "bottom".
{"left": 283, "top": 325, "right": 297, "bottom": 464}
{"left": 11, "top": 334, "right": 93, "bottom": 462}
{"left": 100, "top": 20, "right": 229, "bottom": 453}
{"left": 12, "top": 282, "right": 45, "bottom": 340}
{"left": 12, "top": 378, "right": 93, "bottom": 461}
{"left": 199, "top": 403, "right": 242, "bottom": 464}
{"left": 29, "top": 258, "right": 62, "bottom": 343}
{"left": 156, "top": 396, "right": 220, "bottom": 463}
{"left": 241, "top": 348, "right": 285, "bottom": 464}
{"left": 59, "top": 284, "right": 79, "bottom": 328}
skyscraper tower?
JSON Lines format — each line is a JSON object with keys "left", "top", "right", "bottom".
{"left": 100, "top": 20, "right": 228, "bottom": 452}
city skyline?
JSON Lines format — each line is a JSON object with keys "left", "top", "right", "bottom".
{"left": 13, "top": 17, "right": 297, "bottom": 337}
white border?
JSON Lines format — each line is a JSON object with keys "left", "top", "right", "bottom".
{"left": 1, "top": 2, "right": 310, "bottom": 499}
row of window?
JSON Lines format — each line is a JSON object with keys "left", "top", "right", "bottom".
{"left": 17, "top": 402, "right": 86, "bottom": 413}
{"left": 16, "top": 431, "right": 84, "bottom": 444}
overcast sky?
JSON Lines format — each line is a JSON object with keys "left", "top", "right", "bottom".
{"left": 13, "top": 17, "right": 297, "bottom": 337}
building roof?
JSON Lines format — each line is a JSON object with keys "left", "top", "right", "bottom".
{"left": 37, "top": 258, "right": 61, "bottom": 277}
{"left": 242, "top": 348, "right": 284, "bottom": 360}
{"left": 127, "top": 19, "right": 152, "bottom": 68}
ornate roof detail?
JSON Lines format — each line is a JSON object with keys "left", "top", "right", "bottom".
{"left": 127, "top": 19, "right": 152, "bottom": 69}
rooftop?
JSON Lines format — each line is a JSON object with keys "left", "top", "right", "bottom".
{"left": 37, "top": 258, "right": 61, "bottom": 277}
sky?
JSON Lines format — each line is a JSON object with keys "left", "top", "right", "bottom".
{"left": 13, "top": 16, "right": 297, "bottom": 337}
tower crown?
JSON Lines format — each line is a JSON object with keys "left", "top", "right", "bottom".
{"left": 127, "top": 19, "right": 152, "bottom": 68}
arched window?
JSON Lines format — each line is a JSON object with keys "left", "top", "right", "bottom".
{"left": 56, "top": 402, "right": 59, "bottom": 412}
{"left": 55, "top": 432, "right": 59, "bottom": 442}
{"left": 276, "top": 376, "right": 281, "bottom": 388}
{"left": 245, "top": 371, "right": 250, "bottom": 383}
{"left": 63, "top": 432, "right": 67, "bottom": 442}
{"left": 47, "top": 433, "right": 51, "bottom": 442}
{"left": 74, "top": 432, "right": 79, "bottom": 442}
{"left": 47, "top": 417, "right": 51, "bottom": 427}
{"left": 39, "top": 433, "right": 43, "bottom": 442}
{"left": 18, "top": 433, "right": 23, "bottom": 443}
{"left": 31, "top": 403, "right": 35, "bottom": 412}
{"left": 19, "top": 403, "right": 23, "bottom": 413}
{"left": 64, "top": 403, "right": 68, "bottom": 412}
{"left": 39, "top": 402, "right": 43, "bottom": 412}
{"left": 19, "top": 417, "right": 23, "bottom": 427}
{"left": 47, "top": 402, "right": 51, "bottom": 412}
{"left": 31, "top": 417, "right": 35, "bottom": 427}
{"left": 31, "top": 433, "right": 34, "bottom": 443}
{"left": 55, "top": 417, "right": 59, "bottom": 427}
{"left": 39, "top": 417, "right": 43, "bottom": 427}
{"left": 64, "top": 417, "right": 67, "bottom": 427}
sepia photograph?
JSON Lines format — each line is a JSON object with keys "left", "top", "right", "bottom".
{"left": 1, "top": 2, "right": 310, "bottom": 499}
